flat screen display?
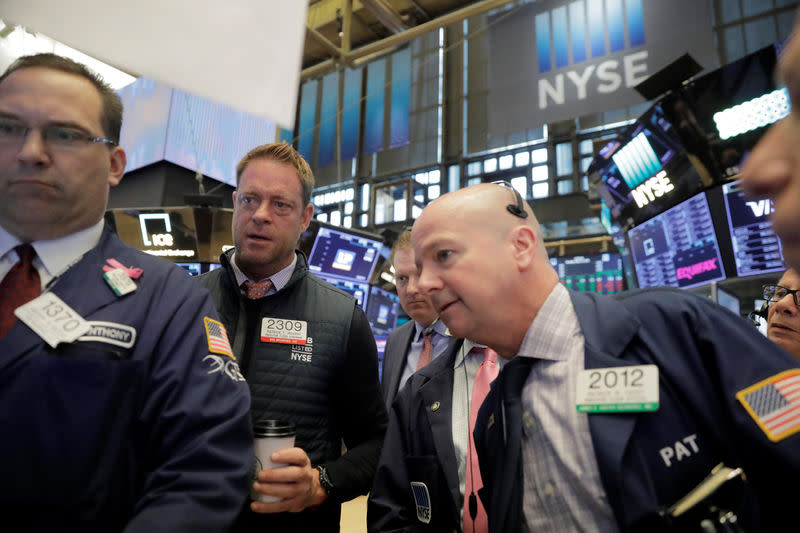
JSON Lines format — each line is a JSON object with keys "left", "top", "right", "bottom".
{"left": 549, "top": 253, "right": 625, "bottom": 294}
{"left": 660, "top": 44, "right": 785, "bottom": 180}
{"left": 366, "top": 285, "right": 401, "bottom": 335}
{"left": 628, "top": 192, "right": 726, "bottom": 289}
{"left": 374, "top": 333, "right": 388, "bottom": 381}
{"left": 307, "top": 226, "right": 383, "bottom": 283}
{"left": 176, "top": 262, "right": 202, "bottom": 276}
{"left": 316, "top": 274, "right": 369, "bottom": 311}
{"left": 721, "top": 179, "right": 785, "bottom": 277}
{"left": 714, "top": 284, "right": 741, "bottom": 315}
{"left": 116, "top": 78, "right": 171, "bottom": 172}
{"left": 591, "top": 104, "right": 705, "bottom": 226}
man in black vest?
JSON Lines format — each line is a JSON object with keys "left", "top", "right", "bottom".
{"left": 198, "top": 141, "right": 387, "bottom": 532}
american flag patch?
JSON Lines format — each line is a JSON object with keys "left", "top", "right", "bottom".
{"left": 737, "top": 369, "right": 800, "bottom": 442}
{"left": 204, "top": 317, "right": 235, "bottom": 360}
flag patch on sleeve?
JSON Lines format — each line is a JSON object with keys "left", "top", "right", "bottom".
{"left": 204, "top": 317, "right": 235, "bottom": 360}
{"left": 736, "top": 369, "right": 800, "bottom": 442}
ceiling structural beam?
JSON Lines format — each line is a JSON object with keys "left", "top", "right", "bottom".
{"left": 301, "top": 0, "right": 515, "bottom": 80}
{"left": 342, "top": 0, "right": 353, "bottom": 55}
{"left": 306, "top": 24, "right": 344, "bottom": 60}
{"left": 360, "top": 0, "right": 408, "bottom": 34}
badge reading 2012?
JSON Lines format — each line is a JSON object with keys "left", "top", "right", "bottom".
{"left": 576, "top": 364, "right": 659, "bottom": 413}
{"left": 260, "top": 317, "right": 308, "bottom": 345}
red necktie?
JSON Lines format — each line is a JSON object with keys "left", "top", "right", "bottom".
{"left": 464, "top": 346, "right": 499, "bottom": 533}
{"left": 416, "top": 330, "right": 433, "bottom": 370}
{"left": 0, "top": 244, "right": 41, "bottom": 339}
{"left": 243, "top": 278, "right": 273, "bottom": 299}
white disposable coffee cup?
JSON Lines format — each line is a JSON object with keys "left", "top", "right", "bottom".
{"left": 251, "top": 420, "right": 296, "bottom": 503}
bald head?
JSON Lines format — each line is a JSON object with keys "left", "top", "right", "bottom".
{"left": 411, "top": 183, "right": 558, "bottom": 357}
{"left": 415, "top": 183, "right": 546, "bottom": 253}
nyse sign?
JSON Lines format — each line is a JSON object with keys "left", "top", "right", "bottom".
{"left": 539, "top": 51, "right": 648, "bottom": 109}
{"left": 487, "top": 0, "right": 716, "bottom": 137}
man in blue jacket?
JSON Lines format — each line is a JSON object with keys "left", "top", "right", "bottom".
{"left": 411, "top": 183, "right": 800, "bottom": 532}
{"left": 0, "top": 54, "right": 252, "bottom": 531}
{"left": 380, "top": 229, "right": 454, "bottom": 409}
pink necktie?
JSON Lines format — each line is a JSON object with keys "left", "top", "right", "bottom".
{"left": 0, "top": 244, "right": 41, "bottom": 340}
{"left": 464, "top": 346, "right": 499, "bottom": 533}
{"left": 243, "top": 279, "right": 273, "bottom": 299}
{"left": 416, "top": 330, "right": 433, "bottom": 370}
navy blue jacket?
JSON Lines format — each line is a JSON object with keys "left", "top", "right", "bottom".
{"left": 475, "top": 288, "right": 800, "bottom": 532}
{"left": 368, "top": 338, "right": 464, "bottom": 532}
{"left": 381, "top": 320, "right": 416, "bottom": 409}
{"left": 0, "top": 226, "right": 253, "bottom": 532}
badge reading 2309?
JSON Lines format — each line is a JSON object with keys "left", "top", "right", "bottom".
{"left": 260, "top": 317, "right": 308, "bottom": 344}
{"left": 575, "top": 364, "right": 659, "bottom": 413}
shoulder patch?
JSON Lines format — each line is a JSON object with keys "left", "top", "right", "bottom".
{"left": 410, "top": 481, "right": 431, "bottom": 524}
{"left": 736, "top": 369, "right": 800, "bottom": 442}
{"left": 204, "top": 317, "right": 235, "bottom": 360}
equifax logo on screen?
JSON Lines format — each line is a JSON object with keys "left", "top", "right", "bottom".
{"left": 535, "top": 0, "right": 649, "bottom": 109}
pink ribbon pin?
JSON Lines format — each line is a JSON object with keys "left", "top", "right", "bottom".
{"left": 103, "top": 258, "right": 143, "bottom": 279}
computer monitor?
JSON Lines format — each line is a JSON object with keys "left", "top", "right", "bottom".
{"left": 366, "top": 285, "right": 401, "bottom": 335}
{"left": 315, "top": 274, "right": 370, "bottom": 311}
{"left": 374, "top": 333, "right": 389, "bottom": 381}
{"left": 307, "top": 225, "right": 383, "bottom": 283}
{"left": 176, "top": 262, "right": 202, "bottom": 276}
{"left": 721, "top": 179, "right": 785, "bottom": 277}
{"left": 549, "top": 253, "right": 625, "bottom": 294}
{"left": 712, "top": 282, "right": 741, "bottom": 316}
{"left": 627, "top": 192, "right": 726, "bottom": 289}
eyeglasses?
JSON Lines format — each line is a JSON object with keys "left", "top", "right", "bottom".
{"left": 491, "top": 180, "right": 529, "bottom": 219}
{"left": 763, "top": 284, "right": 800, "bottom": 306}
{"left": 0, "top": 117, "right": 117, "bottom": 149}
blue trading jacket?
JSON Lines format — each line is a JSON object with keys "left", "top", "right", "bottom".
{"left": 0, "top": 226, "right": 253, "bottom": 532}
{"left": 475, "top": 288, "right": 800, "bottom": 533}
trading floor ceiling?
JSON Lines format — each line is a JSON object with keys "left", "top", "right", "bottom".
{"left": 302, "top": 0, "right": 512, "bottom": 78}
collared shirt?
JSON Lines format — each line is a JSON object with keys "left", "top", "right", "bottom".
{"left": 231, "top": 252, "right": 297, "bottom": 296}
{"left": 398, "top": 318, "right": 450, "bottom": 391}
{"left": 0, "top": 220, "right": 105, "bottom": 290}
{"left": 517, "top": 282, "right": 618, "bottom": 532}
{"left": 452, "top": 339, "right": 506, "bottom": 504}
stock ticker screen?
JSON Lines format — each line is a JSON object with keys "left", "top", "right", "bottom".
{"left": 366, "top": 286, "right": 401, "bottom": 335}
{"left": 549, "top": 253, "right": 625, "bottom": 294}
{"left": 722, "top": 180, "right": 785, "bottom": 277}
{"left": 307, "top": 226, "right": 382, "bottom": 283}
{"left": 316, "top": 274, "right": 370, "bottom": 311}
{"left": 628, "top": 192, "right": 726, "bottom": 289}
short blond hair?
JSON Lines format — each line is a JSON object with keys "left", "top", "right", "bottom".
{"left": 236, "top": 141, "right": 315, "bottom": 206}
{"left": 389, "top": 229, "right": 413, "bottom": 268}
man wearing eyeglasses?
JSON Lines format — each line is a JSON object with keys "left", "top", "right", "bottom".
{"left": 0, "top": 54, "right": 253, "bottom": 531}
{"left": 766, "top": 268, "right": 800, "bottom": 361}
{"left": 412, "top": 183, "right": 800, "bottom": 532}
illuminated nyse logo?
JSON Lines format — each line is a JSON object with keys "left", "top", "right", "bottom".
{"left": 535, "top": 0, "right": 648, "bottom": 109}
{"left": 610, "top": 132, "right": 674, "bottom": 208}
{"left": 713, "top": 88, "right": 790, "bottom": 141}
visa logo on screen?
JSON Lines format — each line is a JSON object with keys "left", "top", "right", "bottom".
{"left": 535, "top": 0, "right": 649, "bottom": 109}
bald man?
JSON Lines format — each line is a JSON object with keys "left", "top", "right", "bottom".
{"left": 412, "top": 183, "right": 800, "bottom": 532}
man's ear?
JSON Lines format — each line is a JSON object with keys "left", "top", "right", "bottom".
{"left": 510, "top": 225, "right": 537, "bottom": 271}
{"left": 107, "top": 146, "right": 126, "bottom": 186}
